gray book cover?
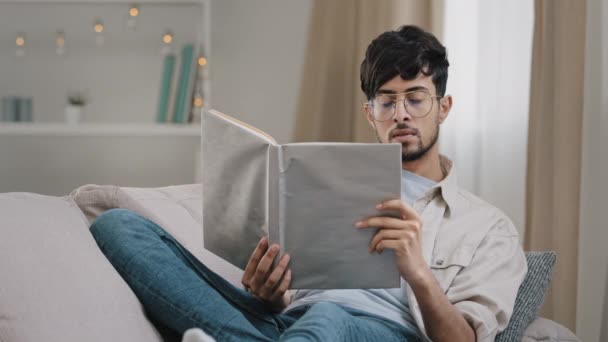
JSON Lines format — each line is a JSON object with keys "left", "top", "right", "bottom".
{"left": 202, "top": 109, "right": 401, "bottom": 289}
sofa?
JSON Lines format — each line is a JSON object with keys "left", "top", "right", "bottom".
{"left": 0, "top": 183, "right": 580, "bottom": 342}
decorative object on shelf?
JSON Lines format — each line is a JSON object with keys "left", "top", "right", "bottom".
{"left": 65, "top": 92, "right": 88, "bottom": 125}
{"left": 156, "top": 54, "right": 176, "bottom": 123}
{"left": 127, "top": 4, "right": 139, "bottom": 30}
{"left": 15, "top": 33, "right": 25, "bottom": 58}
{"left": 56, "top": 30, "right": 66, "bottom": 56}
{"left": 1, "top": 96, "right": 33, "bottom": 122}
{"left": 94, "top": 19, "right": 105, "bottom": 47}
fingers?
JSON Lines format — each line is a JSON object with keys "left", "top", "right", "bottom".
{"left": 356, "top": 216, "right": 413, "bottom": 229}
{"left": 241, "top": 237, "right": 268, "bottom": 289}
{"left": 368, "top": 229, "right": 405, "bottom": 253}
{"left": 250, "top": 243, "right": 281, "bottom": 291}
{"left": 259, "top": 254, "right": 291, "bottom": 298}
{"left": 269, "top": 269, "right": 292, "bottom": 303}
{"left": 377, "top": 199, "right": 421, "bottom": 221}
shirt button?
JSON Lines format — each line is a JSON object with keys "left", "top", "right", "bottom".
{"left": 435, "top": 259, "right": 444, "bottom": 266}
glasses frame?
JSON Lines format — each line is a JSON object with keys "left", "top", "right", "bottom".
{"left": 366, "top": 90, "right": 443, "bottom": 122}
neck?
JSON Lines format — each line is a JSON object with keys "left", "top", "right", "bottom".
{"left": 402, "top": 146, "right": 445, "bottom": 182}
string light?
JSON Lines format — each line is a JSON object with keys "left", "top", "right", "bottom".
{"left": 162, "top": 32, "right": 173, "bottom": 44}
{"left": 16, "top": 34, "right": 25, "bottom": 47}
{"left": 94, "top": 19, "right": 105, "bottom": 46}
{"left": 15, "top": 33, "right": 25, "bottom": 57}
{"left": 129, "top": 4, "right": 139, "bottom": 17}
{"left": 56, "top": 30, "right": 66, "bottom": 55}
{"left": 193, "top": 96, "right": 203, "bottom": 108}
{"left": 94, "top": 20, "right": 104, "bottom": 33}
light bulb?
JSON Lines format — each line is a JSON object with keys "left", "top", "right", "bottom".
{"left": 94, "top": 20, "right": 104, "bottom": 33}
{"left": 163, "top": 32, "right": 173, "bottom": 44}
{"left": 16, "top": 34, "right": 25, "bottom": 47}
{"left": 198, "top": 56, "right": 207, "bottom": 67}
{"left": 129, "top": 5, "right": 139, "bottom": 17}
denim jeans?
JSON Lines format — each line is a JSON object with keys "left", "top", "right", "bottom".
{"left": 90, "top": 209, "right": 421, "bottom": 342}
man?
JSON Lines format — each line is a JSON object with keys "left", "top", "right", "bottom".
{"left": 91, "top": 25, "right": 526, "bottom": 342}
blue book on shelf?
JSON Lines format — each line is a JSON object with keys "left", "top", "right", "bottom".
{"left": 1, "top": 97, "right": 18, "bottom": 122}
{"left": 172, "top": 44, "right": 196, "bottom": 123}
{"left": 156, "top": 54, "right": 176, "bottom": 123}
{"left": 18, "top": 97, "right": 33, "bottom": 122}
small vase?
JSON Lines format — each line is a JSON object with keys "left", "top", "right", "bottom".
{"left": 64, "top": 105, "right": 83, "bottom": 125}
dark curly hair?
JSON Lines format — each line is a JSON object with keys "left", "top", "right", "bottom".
{"left": 360, "top": 25, "right": 449, "bottom": 100}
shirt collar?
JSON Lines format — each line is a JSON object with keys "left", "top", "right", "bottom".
{"left": 435, "top": 155, "right": 461, "bottom": 216}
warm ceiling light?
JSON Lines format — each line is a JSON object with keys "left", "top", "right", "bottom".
{"left": 162, "top": 33, "right": 173, "bottom": 44}
{"left": 129, "top": 5, "right": 139, "bottom": 17}
{"left": 198, "top": 57, "right": 207, "bottom": 66}
{"left": 16, "top": 35, "right": 25, "bottom": 47}
{"left": 94, "top": 21, "right": 104, "bottom": 33}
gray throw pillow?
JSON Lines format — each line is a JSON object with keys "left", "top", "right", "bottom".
{"left": 495, "top": 251, "right": 557, "bottom": 342}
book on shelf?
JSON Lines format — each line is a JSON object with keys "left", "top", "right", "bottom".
{"left": 172, "top": 44, "right": 198, "bottom": 124}
{"left": 156, "top": 54, "right": 176, "bottom": 123}
{"left": 202, "top": 109, "right": 402, "bottom": 289}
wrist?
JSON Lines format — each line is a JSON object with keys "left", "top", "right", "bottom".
{"left": 406, "top": 266, "right": 436, "bottom": 292}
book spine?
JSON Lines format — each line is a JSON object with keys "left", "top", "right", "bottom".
{"left": 2, "top": 97, "right": 18, "bottom": 122}
{"left": 156, "top": 54, "right": 176, "bottom": 123}
{"left": 172, "top": 44, "right": 195, "bottom": 123}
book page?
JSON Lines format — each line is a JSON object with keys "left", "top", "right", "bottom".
{"left": 202, "top": 109, "right": 275, "bottom": 269}
{"left": 279, "top": 142, "right": 402, "bottom": 289}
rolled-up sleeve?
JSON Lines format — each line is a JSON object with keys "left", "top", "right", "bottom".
{"left": 447, "top": 218, "right": 527, "bottom": 341}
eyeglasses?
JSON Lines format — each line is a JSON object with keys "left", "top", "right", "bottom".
{"left": 367, "top": 90, "right": 442, "bottom": 121}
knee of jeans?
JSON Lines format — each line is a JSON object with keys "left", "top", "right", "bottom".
{"left": 90, "top": 208, "right": 139, "bottom": 243}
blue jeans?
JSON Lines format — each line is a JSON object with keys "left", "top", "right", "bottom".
{"left": 90, "top": 209, "right": 421, "bottom": 342}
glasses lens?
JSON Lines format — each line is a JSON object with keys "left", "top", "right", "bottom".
{"left": 372, "top": 94, "right": 396, "bottom": 121}
{"left": 405, "top": 91, "right": 433, "bottom": 117}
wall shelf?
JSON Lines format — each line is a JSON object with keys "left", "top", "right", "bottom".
{"left": 0, "top": 122, "right": 201, "bottom": 137}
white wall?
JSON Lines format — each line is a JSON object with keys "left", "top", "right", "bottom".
{"left": 441, "top": 0, "right": 533, "bottom": 237}
{"left": 209, "top": 0, "right": 312, "bottom": 144}
{"left": 577, "top": 0, "right": 608, "bottom": 340}
{"left": 0, "top": 2, "right": 201, "bottom": 123}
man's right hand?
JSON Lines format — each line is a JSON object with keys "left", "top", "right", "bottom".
{"left": 241, "top": 236, "right": 292, "bottom": 312}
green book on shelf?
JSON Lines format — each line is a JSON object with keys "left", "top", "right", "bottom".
{"left": 156, "top": 54, "right": 176, "bottom": 123}
{"left": 172, "top": 44, "right": 196, "bottom": 124}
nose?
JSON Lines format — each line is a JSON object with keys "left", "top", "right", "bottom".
{"left": 393, "top": 99, "right": 412, "bottom": 123}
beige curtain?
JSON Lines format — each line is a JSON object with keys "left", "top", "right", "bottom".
{"left": 525, "top": 0, "right": 587, "bottom": 332}
{"left": 293, "top": 0, "right": 443, "bottom": 143}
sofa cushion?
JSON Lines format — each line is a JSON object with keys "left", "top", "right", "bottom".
{"left": 496, "top": 251, "right": 557, "bottom": 342}
{"left": 0, "top": 193, "right": 163, "bottom": 342}
{"left": 522, "top": 317, "right": 580, "bottom": 342}
{"left": 71, "top": 184, "right": 243, "bottom": 286}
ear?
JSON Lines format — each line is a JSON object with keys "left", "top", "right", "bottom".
{"left": 364, "top": 103, "right": 375, "bottom": 128}
{"left": 438, "top": 95, "right": 452, "bottom": 124}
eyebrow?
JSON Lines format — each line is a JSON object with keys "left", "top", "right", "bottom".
{"left": 377, "top": 86, "right": 429, "bottom": 94}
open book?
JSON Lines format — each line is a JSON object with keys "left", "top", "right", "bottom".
{"left": 202, "top": 109, "right": 402, "bottom": 289}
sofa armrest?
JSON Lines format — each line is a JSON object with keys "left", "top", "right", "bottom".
{"left": 522, "top": 317, "right": 580, "bottom": 342}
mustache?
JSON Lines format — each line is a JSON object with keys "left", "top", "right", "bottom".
{"left": 389, "top": 123, "right": 420, "bottom": 138}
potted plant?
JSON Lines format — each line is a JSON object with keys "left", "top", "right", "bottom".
{"left": 65, "top": 91, "right": 88, "bottom": 125}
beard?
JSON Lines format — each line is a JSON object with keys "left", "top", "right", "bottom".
{"left": 400, "top": 122, "right": 439, "bottom": 162}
